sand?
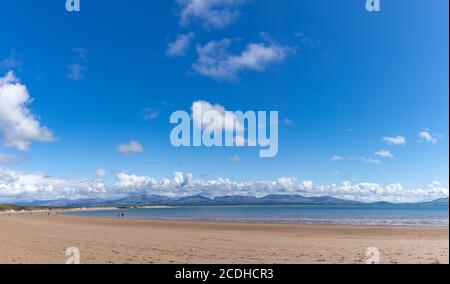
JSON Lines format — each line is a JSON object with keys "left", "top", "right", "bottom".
{"left": 0, "top": 213, "right": 448, "bottom": 264}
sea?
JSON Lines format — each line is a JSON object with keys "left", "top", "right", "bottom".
{"left": 65, "top": 204, "right": 449, "bottom": 227}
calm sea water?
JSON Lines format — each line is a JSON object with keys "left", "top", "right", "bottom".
{"left": 66, "top": 205, "right": 449, "bottom": 227}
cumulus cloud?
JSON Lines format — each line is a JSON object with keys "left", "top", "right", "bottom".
{"left": 192, "top": 100, "right": 244, "bottom": 132}
{"left": 302, "top": 181, "right": 449, "bottom": 203}
{"left": 113, "top": 172, "right": 300, "bottom": 198}
{"left": 192, "top": 39, "right": 291, "bottom": 81}
{"left": 176, "top": 0, "right": 246, "bottom": 29}
{"left": 301, "top": 180, "right": 314, "bottom": 190}
{"left": 383, "top": 136, "right": 406, "bottom": 146}
{"left": 1, "top": 168, "right": 447, "bottom": 203}
{"left": 116, "top": 141, "right": 144, "bottom": 155}
{"left": 191, "top": 100, "right": 249, "bottom": 145}
{"left": 0, "top": 71, "right": 55, "bottom": 151}
{"left": 375, "top": 150, "right": 394, "bottom": 158}
{"left": 0, "top": 168, "right": 107, "bottom": 203}
{"left": 166, "top": 32, "right": 195, "bottom": 57}
{"left": 419, "top": 130, "right": 439, "bottom": 144}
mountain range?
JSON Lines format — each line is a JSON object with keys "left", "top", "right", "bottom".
{"left": 17, "top": 195, "right": 449, "bottom": 208}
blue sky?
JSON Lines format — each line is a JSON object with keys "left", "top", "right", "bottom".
{"left": 0, "top": 0, "right": 448, "bottom": 202}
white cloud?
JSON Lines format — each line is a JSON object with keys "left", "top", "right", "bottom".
{"left": 303, "top": 181, "right": 449, "bottom": 203}
{"left": 66, "top": 63, "right": 84, "bottom": 81}
{"left": 142, "top": 107, "right": 160, "bottom": 121}
{"left": 0, "top": 168, "right": 448, "bottom": 203}
{"left": 192, "top": 39, "right": 291, "bottom": 81}
{"left": 116, "top": 141, "right": 144, "bottom": 155}
{"left": 375, "top": 150, "right": 394, "bottom": 158}
{"left": 382, "top": 136, "right": 406, "bottom": 146}
{"left": 229, "top": 155, "right": 242, "bottom": 163}
{"left": 115, "top": 171, "right": 194, "bottom": 195}
{"left": 350, "top": 156, "right": 381, "bottom": 164}
{"left": 419, "top": 130, "right": 439, "bottom": 144}
{"left": 0, "top": 154, "right": 26, "bottom": 165}
{"left": 114, "top": 172, "right": 302, "bottom": 198}
{"left": 115, "top": 172, "right": 157, "bottom": 190}
{"left": 192, "top": 100, "right": 244, "bottom": 132}
{"left": 330, "top": 155, "right": 344, "bottom": 161}
{"left": 72, "top": 47, "right": 87, "bottom": 60}
{"left": 0, "top": 168, "right": 107, "bottom": 203}
{"left": 282, "top": 118, "right": 294, "bottom": 126}
{"left": 0, "top": 50, "right": 23, "bottom": 71}
{"left": 66, "top": 48, "right": 87, "bottom": 81}
{"left": 176, "top": 0, "right": 246, "bottom": 29}
{"left": 191, "top": 100, "right": 248, "bottom": 145}
{"left": 295, "top": 32, "right": 321, "bottom": 48}
{"left": 0, "top": 71, "right": 55, "bottom": 151}
{"left": 95, "top": 169, "right": 107, "bottom": 179}
{"left": 166, "top": 32, "right": 195, "bottom": 57}
{"left": 431, "top": 181, "right": 442, "bottom": 187}
{"left": 301, "top": 180, "right": 314, "bottom": 190}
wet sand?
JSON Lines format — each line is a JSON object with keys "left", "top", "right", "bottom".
{"left": 0, "top": 214, "right": 448, "bottom": 264}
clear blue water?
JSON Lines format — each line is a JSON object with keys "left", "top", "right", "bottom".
{"left": 66, "top": 205, "right": 449, "bottom": 227}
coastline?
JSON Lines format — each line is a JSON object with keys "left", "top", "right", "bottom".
{"left": 63, "top": 205, "right": 449, "bottom": 228}
{"left": 3, "top": 205, "right": 447, "bottom": 227}
{"left": 0, "top": 206, "right": 171, "bottom": 215}
{"left": 0, "top": 213, "right": 448, "bottom": 264}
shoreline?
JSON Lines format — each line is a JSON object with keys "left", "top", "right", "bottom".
{"left": 0, "top": 213, "right": 448, "bottom": 264}
{"left": 64, "top": 215, "right": 450, "bottom": 228}
{"left": 3, "top": 206, "right": 447, "bottom": 228}
{"left": 0, "top": 206, "right": 171, "bottom": 215}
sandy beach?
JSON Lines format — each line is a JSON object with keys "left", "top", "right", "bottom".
{"left": 0, "top": 213, "right": 448, "bottom": 264}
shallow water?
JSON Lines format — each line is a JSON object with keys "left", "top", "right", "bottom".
{"left": 66, "top": 204, "right": 449, "bottom": 227}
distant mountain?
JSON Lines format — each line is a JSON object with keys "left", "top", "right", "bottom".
{"left": 171, "top": 195, "right": 214, "bottom": 206}
{"left": 372, "top": 198, "right": 449, "bottom": 208}
{"left": 111, "top": 195, "right": 173, "bottom": 206}
{"left": 16, "top": 194, "right": 448, "bottom": 208}
{"left": 416, "top": 198, "right": 449, "bottom": 207}
{"left": 212, "top": 195, "right": 362, "bottom": 206}
{"left": 213, "top": 195, "right": 259, "bottom": 205}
